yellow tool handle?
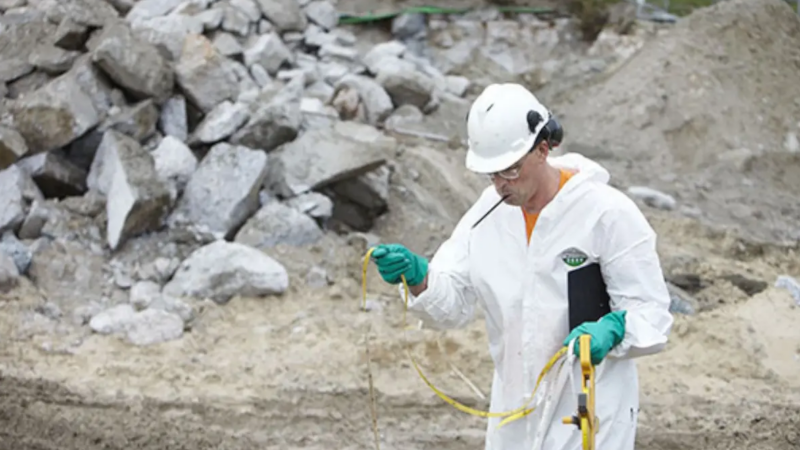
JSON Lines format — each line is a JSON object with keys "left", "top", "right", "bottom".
{"left": 560, "top": 334, "right": 597, "bottom": 450}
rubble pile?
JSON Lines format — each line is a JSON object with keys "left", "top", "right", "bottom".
{"left": 0, "top": 0, "right": 482, "bottom": 346}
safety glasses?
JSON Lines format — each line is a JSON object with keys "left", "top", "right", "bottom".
{"left": 489, "top": 152, "right": 529, "bottom": 180}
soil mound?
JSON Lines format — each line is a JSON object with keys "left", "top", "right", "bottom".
{"left": 557, "top": 0, "right": 800, "bottom": 244}
{"left": 562, "top": 0, "right": 800, "bottom": 168}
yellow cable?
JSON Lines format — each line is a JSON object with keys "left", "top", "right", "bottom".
{"left": 361, "top": 246, "right": 569, "bottom": 424}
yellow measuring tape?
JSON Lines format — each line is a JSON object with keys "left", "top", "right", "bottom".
{"left": 360, "top": 246, "right": 569, "bottom": 427}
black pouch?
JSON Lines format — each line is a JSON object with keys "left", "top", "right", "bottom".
{"left": 567, "top": 262, "right": 612, "bottom": 331}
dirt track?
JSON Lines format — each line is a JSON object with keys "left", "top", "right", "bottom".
{"left": 1, "top": 374, "right": 798, "bottom": 450}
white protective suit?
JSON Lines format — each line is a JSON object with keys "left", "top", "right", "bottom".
{"left": 400, "top": 152, "right": 674, "bottom": 450}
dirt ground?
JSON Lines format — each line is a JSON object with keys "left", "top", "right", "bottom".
{"left": 2, "top": 0, "right": 800, "bottom": 448}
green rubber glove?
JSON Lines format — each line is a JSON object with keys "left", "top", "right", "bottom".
{"left": 370, "top": 244, "right": 428, "bottom": 286}
{"left": 563, "top": 310, "right": 627, "bottom": 365}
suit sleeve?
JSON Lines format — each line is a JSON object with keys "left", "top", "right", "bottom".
{"left": 398, "top": 207, "right": 480, "bottom": 330}
{"left": 597, "top": 197, "right": 674, "bottom": 359}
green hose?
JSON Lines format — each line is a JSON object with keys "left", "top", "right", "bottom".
{"left": 337, "top": 5, "right": 558, "bottom": 25}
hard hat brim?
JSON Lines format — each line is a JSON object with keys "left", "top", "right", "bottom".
{"left": 465, "top": 134, "right": 536, "bottom": 174}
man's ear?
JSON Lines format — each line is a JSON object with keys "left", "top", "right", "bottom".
{"left": 535, "top": 141, "right": 550, "bottom": 160}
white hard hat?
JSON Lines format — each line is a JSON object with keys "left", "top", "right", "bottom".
{"left": 465, "top": 83, "right": 552, "bottom": 174}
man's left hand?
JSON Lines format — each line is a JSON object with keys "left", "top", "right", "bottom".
{"left": 563, "top": 310, "right": 627, "bottom": 365}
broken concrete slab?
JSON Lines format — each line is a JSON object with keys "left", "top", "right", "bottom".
{"left": 15, "top": 151, "right": 88, "bottom": 198}
{"left": 334, "top": 74, "right": 394, "bottom": 126}
{"left": 254, "top": 0, "right": 307, "bottom": 32}
{"left": 0, "top": 125, "right": 29, "bottom": 169}
{"left": 243, "top": 32, "right": 295, "bottom": 76}
{"left": 162, "top": 240, "right": 289, "bottom": 303}
{"left": 105, "top": 137, "right": 172, "bottom": 250}
{"left": 375, "top": 59, "right": 436, "bottom": 110}
{"left": 167, "top": 142, "right": 268, "bottom": 241}
{"left": 0, "top": 165, "right": 44, "bottom": 233}
{"left": 87, "top": 130, "right": 145, "bottom": 196}
{"left": 151, "top": 135, "right": 198, "bottom": 194}
{"left": 66, "top": 99, "right": 159, "bottom": 172}
{"left": 8, "top": 73, "right": 101, "bottom": 155}
{"left": 174, "top": 34, "right": 240, "bottom": 113}
{"left": 234, "top": 200, "right": 324, "bottom": 250}
{"left": 266, "top": 120, "right": 394, "bottom": 198}
{"left": 188, "top": 100, "right": 250, "bottom": 146}
{"left": 91, "top": 22, "right": 175, "bottom": 103}
{"left": 229, "top": 88, "right": 302, "bottom": 152}
{"left": 28, "top": 44, "right": 82, "bottom": 75}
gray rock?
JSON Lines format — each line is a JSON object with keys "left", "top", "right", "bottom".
{"left": 189, "top": 100, "right": 250, "bottom": 145}
{"left": 162, "top": 240, "right": 289, "bottom": 303}
{"left": 149, "top": 293, "right": 194, "bottom": 325}
{"left": 56, "top": 54, "right": 117, "bottom": 123}
{"left": 775, "top": 275, "right": 800, "bottom": 305}
{"left": 391, "top": 13, "right": 426, "bottom": 40}
{"left": 158, "top": 95, "right": 189, "bottom": 141}
{"left": 168, "top": 142, "right": 268, "bottom": 241}
{"left": 243, "top": 32, "right": 295, "bottom": 76}
{"left": 0, "top": 251, "right": 19, "bottom": 293}
{"left": 106, "top": 99, "right": 160, "bottom": 142}
{"left": 0, "top": 125, "right": 29, "bottom": 169}
{"left": 444, "top": 75, "right": 470, "bottom": 97}
{"left": 229, "top": 87, "right": 302, "bottom": 152}
{"left": 330, "top": 164, "right": 390, "bottom": 210}
{"left": 8, "top": 72, "right": 100, "bottom": 155}
{"left": 91, "top": 22, "right": 174, "bottom": 102}
{"left": 175, "top": 34, "right": 240, "bottom": 113}
{"left": 18, "top": 200, "right": 51, "bottom": 240}
{"left": 125, "top": 308, "right": 184, "bottom": 346}
{"left": 151, "top": 135, "right": 198, "bottom": 193}
{"left": 266, "top": 121, "right": 392, "bottom": 198}
{"left": 27, "top": 239, "right": 108, "bottom": 313}
{"left": 212, "top": 31, "right": 244, "bottom": 57}
{"left": 15, "top": 151, "right": 88, "bottom": 198}
{"left": 0, "top": 165, "right": 44, "bottom": 233}
{"left": 306, "top": 265, "right": 329, "bottom": 288}
{"left": 87, "top": 130, "right": 145, "bottom": 196}
{"left": 135, "top": 256, "right": 180, "bottom": 284}
{"left": 666, "top": 281, "right": 697, "bottom": 315}
{"left": 375, "top": 59, "right": 435, "bottom": 109}
{"left": 254, "top": 0, "right": 307, "bottom": 32}
{"left": 218, "top": 2, "right": 251, "bottom": 36}
{"left": 362, "top": 40, "right": 406, "bottom": 75}
{"left": 304, "top": 0, "right": 338, "bottom": 31}
{"left": 66, "top": 99, "right": 159, "bottom": 171}
{"left": 285, "top": 191, "right": 333, "bottom": 220}
{"left": 28, "top": 44, "right": 81, "bottom": 75}
{"left": 195, "top": 8, "right": 225, "bottom": 31}
{"left": 89, "top": 304, "right": 137, "bottom": 335}
{"left": 318, "top": 43, "right": 357, "bottom": 61}
{"left": 235, "top": 200, "right": 324, "bottom": 249}
{"left": 626, "top": 186, "right": 676, "bottom": 211}
{"left": 53, "top": 17, "right": 89, "bottom": 51}
{"left": 303, "top": 23, "right": 335, "bottom": 48}
{"left": 130, "top": 14, "right": 203, "bottom": 61}
{"left": 104, "top": 135, "right": 172, "bottom": 250}
{"left": 230, "top": 0, "right": 261, "bottom": 22}
{"left": 39, "top": 0, "right": 120, "bottom": 27}
{"left": 0, "top": 231, "right": 31, "bottom": 275}
{"left": 130, "top": 280, "right": 161, "bottom": 310}
{"left": 124, "top": 0, "right": 184, "bottom": 23}
{"left": 334, "top": 74, "right": 394, "bottom": 126}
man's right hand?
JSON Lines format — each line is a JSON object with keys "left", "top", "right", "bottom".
{"left": 371, "top": 244, "right": 429, "bottom": 286}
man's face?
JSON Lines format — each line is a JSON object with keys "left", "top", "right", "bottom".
{"left": 489, "top": 144, "right": 545, "bottom": 206}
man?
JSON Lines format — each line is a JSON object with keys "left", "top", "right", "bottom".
{"left": 370, "top": 83, "right": 674, "bottom": 450}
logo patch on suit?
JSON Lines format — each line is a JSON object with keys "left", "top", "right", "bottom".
{"left": 560, "top": 247, "right": 589, "bottom": 268}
